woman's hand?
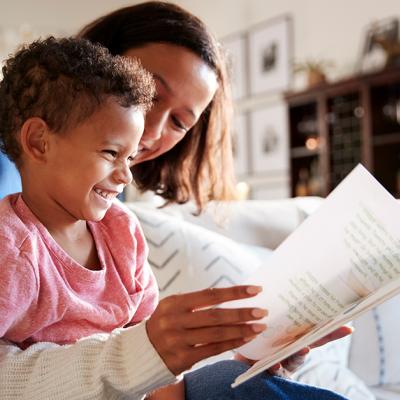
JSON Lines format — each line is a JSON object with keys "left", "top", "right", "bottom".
{"left": 146, "top": 285, "right": 268, "bottom": 375}
{"left": 268, "top": 325, "right": 354, "bottom": 374}
{"left": 234, "top": 325, "right": 353, "bottom": 375}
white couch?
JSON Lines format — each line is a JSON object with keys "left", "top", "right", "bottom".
{"left": 127, "top": 198, "right": 400, "bottom": 400}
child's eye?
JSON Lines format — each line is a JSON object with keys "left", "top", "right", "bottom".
{"left": 103, "top": 150, "right": 117, "bottom": 159}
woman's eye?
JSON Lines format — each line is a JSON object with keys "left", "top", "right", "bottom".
{"left": 171, "top": 116, "right": 187, "bottom": 132}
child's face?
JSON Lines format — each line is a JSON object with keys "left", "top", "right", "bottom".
{"left": 43, "top": 99, "right": 144, "bottom": 222}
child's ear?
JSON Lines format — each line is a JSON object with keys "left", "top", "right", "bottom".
{"left": 20, "top": 118, "right": 51, "bottom": 163}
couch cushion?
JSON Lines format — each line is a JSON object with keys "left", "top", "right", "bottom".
{"left": 160, "top": 198, "right": 323, "bottom": 250}
{"left": 293, "top": 336, "right": 375, "bottom": 400}
{"left": 349, "top": 295, "right": 400, "bottom": 389}
{"left": 127, "top": 203, "right": 272, "bottom": 298}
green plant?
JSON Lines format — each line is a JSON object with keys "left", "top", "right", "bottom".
{"left": 293, "top": 59, "right": 334, "bottom": 74}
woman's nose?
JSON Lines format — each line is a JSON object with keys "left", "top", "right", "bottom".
{"left": 142, "top": 109, "right": 168, "bottom": 146}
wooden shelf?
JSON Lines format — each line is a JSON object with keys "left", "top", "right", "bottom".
{"left": 286, "top": 66, "right": 400, "bottom": 197}
{"left": 373, "top": 132, "right": 400, "bottom": 146}
{"left": 290, "top": 147, "right": 320, "bottom": 158}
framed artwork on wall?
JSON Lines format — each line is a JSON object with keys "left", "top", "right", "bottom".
{"left": 248, "top": 15, "right": 292, "bottom": 95}
{"left": 232, "top": 112, "right": 249, "bottom": 177}
{"left": 221, "top": 33, "right": 248, "bottom": 100}
{"left": 358, "top": 17, "right": 400, "bottom": 73}
{"left": 249, "top": 103, "right": 289, "bottom": 175}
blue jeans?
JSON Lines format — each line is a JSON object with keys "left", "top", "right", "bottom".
{"left": 184, "top": 360, "right": 349, "bottom": 400}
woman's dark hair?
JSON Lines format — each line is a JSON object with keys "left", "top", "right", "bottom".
{"left": 78, "top": 1, "right": 237, "bottom": 212}
{"left": 0, "top": 36, "right": 154, "bottom": 167}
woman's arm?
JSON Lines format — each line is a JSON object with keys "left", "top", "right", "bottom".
{"left": 0, "top": 322, "right": 176, "bottom": 400}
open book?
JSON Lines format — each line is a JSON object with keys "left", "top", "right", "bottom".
{"left": 231, "top": 164, "right": 400, "bottom": 387}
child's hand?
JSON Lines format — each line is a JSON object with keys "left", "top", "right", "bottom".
{"left": 146, "top": 285, "right": 267, "bottom": 375}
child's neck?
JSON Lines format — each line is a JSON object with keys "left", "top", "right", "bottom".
{"left": 21, "top": 189, "right": 86, "bottom": 236}
{"left": 21, "top": 189, "right": 101, "bottom": 270}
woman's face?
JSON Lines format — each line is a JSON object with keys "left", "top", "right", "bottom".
{"left": 124, "top": 43, "right": 218, "bottom": 164}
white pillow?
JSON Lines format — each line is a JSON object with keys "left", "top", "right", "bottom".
{"left": 127, "top": 203, "right": 272, "bottom": 298}
{"left": 293, "top": 335, "right": 375, "bottom": 400}
{"left": 349, "top": 295, "right": 400, "bottom": 388}
{"left": 160, "top": 198, "right": 321, "bottom": 250}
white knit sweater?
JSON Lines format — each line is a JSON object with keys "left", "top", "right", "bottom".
{"left": 0, "top": 321, "right": 176, "bottom": 399}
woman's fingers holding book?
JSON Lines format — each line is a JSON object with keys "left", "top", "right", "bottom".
{"left": 146, "top": 287, "right": 267, "bottom": 375}
{"left": 180, "top": 307, "right": 268, "bottom": 328}
{"left": 157, "top": 286, "right": 263, "bottom": 312}
{"left": 181, "top": 323, "right": 267, "bottom": 346}
{"left": 267, "top": 326, "right": 353, "bottom": 375}
{"left": 279, "top": 347, "right": 310, "bottom": 372}
{"left": 309, "top": 325, "right": 353, "bottom": 348}
{"left": 146, "top": 314, "right": 263, "bottom": 375}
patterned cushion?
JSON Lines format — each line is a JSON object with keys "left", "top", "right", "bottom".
{"left": 349, "top": 295, "right": 400, "bottom": 389}
{"left": 127, "top": 203, "right": 272, "bottom": 298}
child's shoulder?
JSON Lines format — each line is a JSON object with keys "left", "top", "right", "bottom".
{"left": 99, "top": 199, "right": 142, "bottom": 234}
{"left": 0, "top": 194, "right": 35, "bottom": 259}
{"left": 104, "top": 199, "right": 140, "bottom": 224}
{"left": 95, "top": 200, "right": 146, "bottom": 250}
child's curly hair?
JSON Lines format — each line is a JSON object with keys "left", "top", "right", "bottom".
{"left": 0, "top": 36, "right": 155, "bottom": 166}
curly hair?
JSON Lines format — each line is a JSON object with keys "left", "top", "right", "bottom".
{"left": 0, "top": 36, "right": 155, "bottom": 166}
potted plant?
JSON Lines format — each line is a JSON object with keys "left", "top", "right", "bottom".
{"left": 294, "top": 59, "right": 334, "bottom": 87}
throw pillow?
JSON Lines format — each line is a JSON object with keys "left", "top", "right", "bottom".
{"left": 127, "top": 203, "right": 272, "bottom": 298}
{"left": 349, "top": 294, "right": 400, "bottom": 388}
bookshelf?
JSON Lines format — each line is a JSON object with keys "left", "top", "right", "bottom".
{"left": 285, "top": 66, "right": 400, "bottom": 197}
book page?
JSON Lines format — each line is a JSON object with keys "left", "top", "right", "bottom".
{"left": 229, "top": 164, "right": 400, "bottom": 385}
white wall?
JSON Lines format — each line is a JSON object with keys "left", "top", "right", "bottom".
{"left": 1, "top": 0, "right": 399, "bottom": 79}
{"left": 1, "top": 0, "right": 399, "bottom": 199}
{"left": 177, "top": 0, "right": 400, "bottom": 79}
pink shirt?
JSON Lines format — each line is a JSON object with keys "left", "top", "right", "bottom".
{"left": 0, "top": 194, "right": 158, "bottom": 347}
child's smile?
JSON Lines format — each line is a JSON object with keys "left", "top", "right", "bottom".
{"left": 93, "top": 186, "right": 121, "bottom": 201}
{"left": 23, "top": 99, "right": 145, "bottom": 228}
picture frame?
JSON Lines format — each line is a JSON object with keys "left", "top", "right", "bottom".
{"left": 249, "top": 103, "right": 289, "bottom": 175}
{"left": 221, "top": 33, "right": 247, "bottom": 100}
{"left": 358, "top": 17, "right": 400, "bottom": 73}
{"left": 232, "top": 112, "right": 249, "bottom": 177}
{"left": 248, "top": 15, "right": 293, "bottom": 96}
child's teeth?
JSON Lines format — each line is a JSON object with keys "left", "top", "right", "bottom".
{"left": 95, "top": 188, "right": 112, "bottom": 199}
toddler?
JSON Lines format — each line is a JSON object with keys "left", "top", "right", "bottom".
{"left": 0, "top": 37, "right": 349, "bottom": 400}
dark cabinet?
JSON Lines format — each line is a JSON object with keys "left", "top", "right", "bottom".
{"left": 286, "top": 67, "right": 400, "bottom": 197}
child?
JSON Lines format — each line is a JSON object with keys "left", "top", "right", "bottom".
{"left": 0, "top": 36, "right": 263, "bottom": 399}
{"left": 0, "top": 37, "right": 349, "bottom": 400}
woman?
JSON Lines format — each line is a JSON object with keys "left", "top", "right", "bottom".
{"left": 0, "top": 2, "right": 351, "bottom": 400}
{"left": 79, "top": 1, "right": 236, "bottom": 215}
{"left": 78, "top": 2, "right": 351, "bottom": 400}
